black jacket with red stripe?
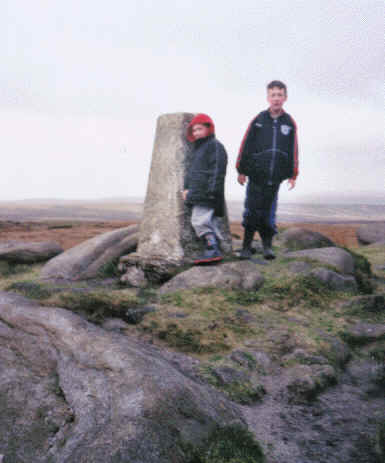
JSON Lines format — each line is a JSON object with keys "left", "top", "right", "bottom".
{"left": 236, "top": 110, "right": 299, "bottom": 185}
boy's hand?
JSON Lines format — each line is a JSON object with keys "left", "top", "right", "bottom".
{"left": 182, "top": 189, "right": 189, "bottom": 201}
{"left": 237, "top": 174, "right": 247, "bottom": 185}
{"left": 288, "top": 179, "right": 296, "bottom": 190}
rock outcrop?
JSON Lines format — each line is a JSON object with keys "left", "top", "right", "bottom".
{"left": 280, "top": 227, "right": 335, "bottom": 250}
{"left": 285, "top": 247, "right": 355, "bottom": 274}
{"left": 356, "top": 222, "right": 385, "bottom": 245}
{"left": 0, "top": 240, "right": 63, "bottom": 263}
{"left": 308, "top": 267, "right": 357, "bottom": 291}
{"left": 41, "top": 226, "right": 138, "bottom": 280}
{"left": 0, "top": 291, "right": 244, "bottom": 463}
{"left": 159, "top": 261, "right": 264, "bottom": 294}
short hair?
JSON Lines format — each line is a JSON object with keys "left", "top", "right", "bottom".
{"left": 267, "top": 80, "right": 287, "bottom": 94}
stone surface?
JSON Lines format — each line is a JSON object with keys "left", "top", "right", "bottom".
{"left": 286, "top": 364, "right": 337, "bottom": 403}
{"left": 343, "top": 322, "right": 385, "bottom": 344}
{"left": 135, "top": 113, "right": 233, "bottom": 267}
{"left": 309, "top": 267, "right": 357, "bottom": 291}
{"left": 40, "top": 226, "right": 138, "bottom": 280}
{"left": 356, "top": 222, "right": 385, "bottom": 245}
{"left": 287, "top": 261, "right": 312, "bottom": 274}
{"left": 0, "top": 240, "right": 63, "bottom": 263}
{"left": 159, "top": 261, "right": 264, "bottom": 294}
{"left": 280, "top": 227, "right": 335, "bottom": 251}
{"left": 285, "top": 246, "right": 355, "bottom": 274}
{"left": 0, "top": 291, "right": 244, "bottom": 463}
{"left": 120, "top": 266, "right": 147, "bottom": 287}
{"left": 101, "top": 318, "right": 130, "bottom": 332}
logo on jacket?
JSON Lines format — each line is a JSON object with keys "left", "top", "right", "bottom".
{"left": 281, "top": 124, "right": 291, "bottom": 135}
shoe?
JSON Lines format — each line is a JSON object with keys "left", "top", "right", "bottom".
{"left": 194, "top": 233, "right": 223, "bottom": 264}
{"left": 262, "top": 235, "right": 275, "bottom": 260}
{"left": 239, "top": 229, "right": 255, "bottom": 260}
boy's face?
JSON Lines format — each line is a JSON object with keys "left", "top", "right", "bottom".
{"left": 267, "top": 87, "right": 287, "bottom": 112}
{"left": 192, "top": 124, "right": 210, "bottom": 140}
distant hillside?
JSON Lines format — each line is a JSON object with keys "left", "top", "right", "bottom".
{"left": 0, "top": 198, "right": 384, "bottom": 223}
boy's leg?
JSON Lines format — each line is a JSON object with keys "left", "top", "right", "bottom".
{"left": 269, "top": 190, "right": 279, "bottom": 235}
{"left": 240, "top": 181, "right": 261, "bottom": 259}
{"left": 191, "top": 206, "right": 222, "bottom": 263}
{"left": 260, "top": 185, "right": 280, "bottom": 259}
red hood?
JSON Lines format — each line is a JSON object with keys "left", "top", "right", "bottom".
{"left": 187, "top": 113, "right": 215, "bottom": 142}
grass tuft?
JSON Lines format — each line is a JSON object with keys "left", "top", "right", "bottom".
{"left": 184, "top": 424, "right": 265, "bottom": 463}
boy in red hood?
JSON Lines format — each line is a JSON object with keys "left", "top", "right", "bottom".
{"left": 183, "top": 114, "right": 228, "bottom": 264}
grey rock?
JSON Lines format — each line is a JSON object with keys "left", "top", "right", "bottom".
{"left": 309, "top": 267, "right": 357, "bottom": 291}
{"left": 212, "top": 366, "right": 250, "bottom": 386}
{"left": 120, "top": 254, "right": 182, "bottom": 283}
{"left": 280, "top": 227, "right": 335, "bottom": 251}
{"left": 343, "top": 295, "right": 385, "bottom": 313}
{"left": 135, "top": 113, "right": 233, "bottom": 269}
{"left": 0, "top": 291, "right": 244, "bottom": 463}
{"left": 102, "top": 318, "right": 130, "bottom": 332}
{"left": 286, "top": 364, "right": 337, "bottom": 403}
{"left": 285, "top": 247, "right": 355, "bottom": 274}
{"left": 288, "top": 261, "right": 312, "bottom": 274}
{"left": 0, "top": 240, "right": 63, "bottom": 263}
{"left": 41, "top": 226, "right": 138, "bottom": 280}
{"left": 159, "top": 261, "right": 264, "bottom": 294}
{"left": 356, "top": 222, "right": 385, "bottom": 245}
{"left": 282, "top": 349, "right": 329, "bottom": 366}
{"left": 343, "top": 322, "right": 385, "bottom": 345}
{"left": 120, "top": 266, "right": 147, "bottom": 287}
{"left": 314, "top": 333, "right": 352, "bottom": 367}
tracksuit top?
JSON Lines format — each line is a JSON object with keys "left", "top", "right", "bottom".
{"left": 236, "top": 110, "right": 299, "bottom": 186}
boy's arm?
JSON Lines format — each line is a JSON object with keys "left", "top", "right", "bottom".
{"left": 288, "top": 115, "right": 299, "bottom": 186}
{"left": 235, "top": 116, "right": 259, "bottom": 175}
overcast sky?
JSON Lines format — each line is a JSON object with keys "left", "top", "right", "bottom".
{"left": 1, "top": 0, "right": 383, "bottom": 202}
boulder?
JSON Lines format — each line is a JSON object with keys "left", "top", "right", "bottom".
{"left": 132, "top": 113, "right": 233, "bottom": 273}
{"left": 0, "top": 240, "right": 63, "bottom": 263}
{"left": 0, "top": 291, "right": 244, "bottom": 463}
{"left": 285, "top": 247, "right": 355, "bottom": 274}
{"left": 286, "top": 364, "right": 337, "bottom": 403}
{"left": 40, "top": 226, "right": 138, "bottom": 280}
{"left": 309, "top": 267, "right": 357, "bottom": 291}
{"left": 280, "top": 227, "right": 335, "bottom": 251}
{"left": 356, "top": 222, "right": 385, "bottom": 245}
{"left": 287, "top": 261, "right": 312, "bottom": 274}
{"left": 342, "top": 322, "right": 385, "bottom": 345}
{"left": 120, "top": 266, "right": 147, "bottom": 287}
{"left": 159, "top": 261, "right": 264, "bottom": 294}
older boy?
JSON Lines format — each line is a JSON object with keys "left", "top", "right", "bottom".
{"left": 236, "top": 80, "right": 299, "bottom": 259}
{"left": 183, "top": 113, "right": 228, "bottom": 264}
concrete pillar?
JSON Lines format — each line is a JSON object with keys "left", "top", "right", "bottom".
{"left": 128, "top": 113, "right": 233, "bottom": 278}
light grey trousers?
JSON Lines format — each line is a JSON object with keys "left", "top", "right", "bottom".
{"left": 191, "top": 205, "right": 223, "bottom": 239}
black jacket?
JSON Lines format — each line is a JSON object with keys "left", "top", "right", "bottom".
{"left": 184, "top": 135, "right": 228, "bottom": 216}
{"left": 236, "top": 110, "right": 299, "bottom": 185}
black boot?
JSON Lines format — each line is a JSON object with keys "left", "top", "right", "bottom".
{"left": 262, "top": 234, "right": 275, "bottom": 260}
{"left": 239, "top": 229, "right": 255, "bottom": 259}
{"left": 194, "top": 233, "right": 223, "bottom": 264}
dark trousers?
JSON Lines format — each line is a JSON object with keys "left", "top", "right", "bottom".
{"left": 242, "top": 181, "right": 280, "bottom": 238}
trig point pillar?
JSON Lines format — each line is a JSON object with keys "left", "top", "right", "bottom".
{"left": 130, "top": 113, "right": 232, "bottom": 277}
